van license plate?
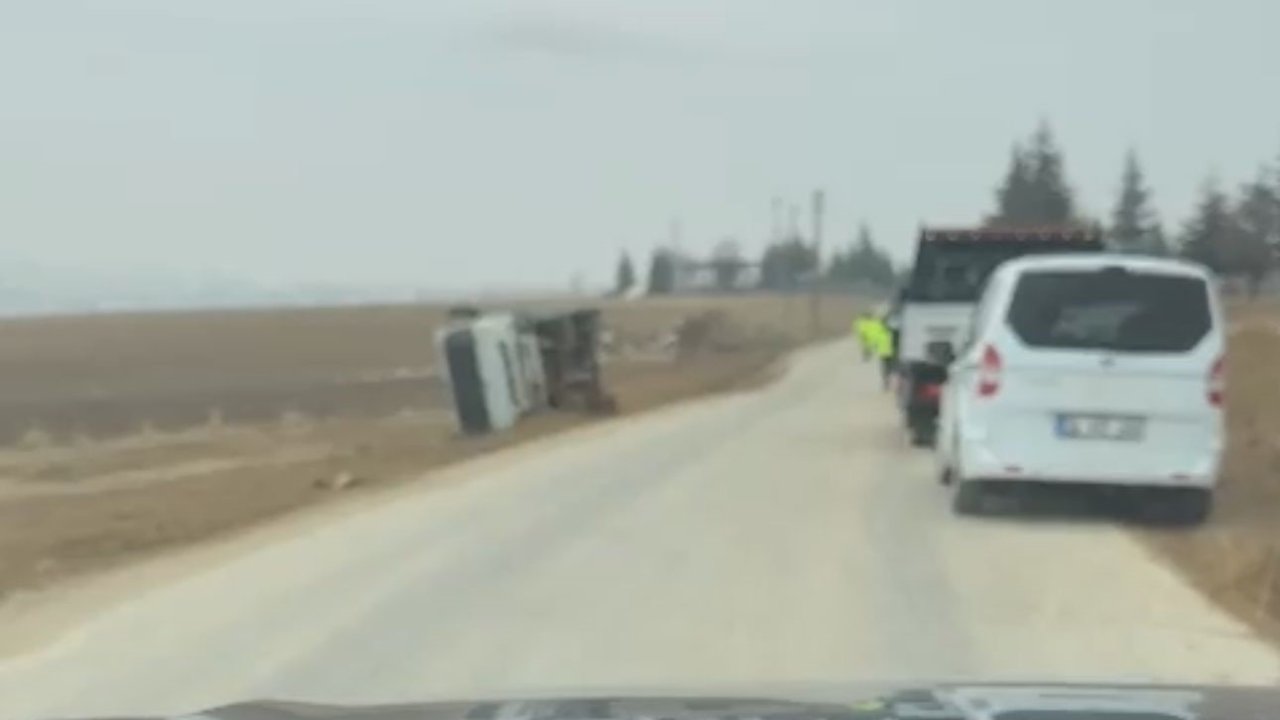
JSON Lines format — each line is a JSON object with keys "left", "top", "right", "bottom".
{"left": 1055, "top": 414, "right": 1145, "bottom": 441}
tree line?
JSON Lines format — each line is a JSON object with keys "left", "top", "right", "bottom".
{"left": 613, "top": 229, "right": 897, "bottom": 295}
{"left": 615, "top": 121, "right": 1280, "bottom": 297}
{"left": 990, "top": 121, "right": 1280, "bottom": 293}
{"left": 614, "top": 223, "right": 896, "bottom": 296}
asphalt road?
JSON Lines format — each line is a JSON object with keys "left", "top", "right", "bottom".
{"left": 1, "top": 340, "right": 1277, "bottom": 719}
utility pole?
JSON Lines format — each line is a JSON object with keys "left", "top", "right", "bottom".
{"left": 808, "top": 189, "right": 825, "bottom": 338}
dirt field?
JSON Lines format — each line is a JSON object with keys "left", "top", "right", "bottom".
{"left": 1141, "top": 300, "right": 1280, "bottom": 641}
{"left": 0, "top": 305, "right": 444, "bottom": 443}
{"left": 0, "top": 296, "right": 827, "bottom": 444}
{"left": 0, "top": 294, "right": 858, "bottom": 598}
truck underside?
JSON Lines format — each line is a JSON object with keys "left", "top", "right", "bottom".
{"left": 899, "top": 360, "right": 948, "bottom": 446}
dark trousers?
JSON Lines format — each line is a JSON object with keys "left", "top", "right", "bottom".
{"left": 879, "top": 356, "right": 894, "bottom": 390}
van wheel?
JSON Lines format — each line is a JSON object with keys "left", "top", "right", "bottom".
{"left": 953, "top": 481, "right": 985, "bottom": 516}
{"left": 1139, "top": 488, "right": 1212, "bottom": 527}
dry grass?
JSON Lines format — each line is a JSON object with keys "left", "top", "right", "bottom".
{"left": 1140, "top": 311, "right": 1280, "bottom": 639}
{"left": 0, "top": 294, "right": 860, "bottom": 598}
{"left": 0, "top": 295, "right": 850, "bottom": 444}
{"left": 0, "top": 305, "right": 449, "bottom": 443}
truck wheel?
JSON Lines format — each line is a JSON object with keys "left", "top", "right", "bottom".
{"left": 953, "top": 481, "right": 985, "bottom": 516}
{"left": 909, "top": 422, "right": 936, "bottom": 448}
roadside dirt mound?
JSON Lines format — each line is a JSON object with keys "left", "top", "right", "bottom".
{"left": 673, "top": 309, "right": 793, "bottom": 358}
{"left": 1142, "top": 322, "right": 1280, "bottom": 638}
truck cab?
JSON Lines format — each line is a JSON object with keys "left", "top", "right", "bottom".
{"left": 896, "top": 226, "right": 1104, "bottom": 446}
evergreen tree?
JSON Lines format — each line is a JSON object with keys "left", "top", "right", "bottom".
{"left": 614, "top": 252, "right": 636, "bottom": 294}
{"left": 759, "top": 236, "right": 817, "bottom": 290}
{"left": 988, "top": 122, "right": 1077, "bottom": 226}
{"left": 1148, "top": 223, "right": 1170, "bottom": 256}
{"left": 646, "top": 248, "right": 676, "bottom": 295}
{"left": 1109, "top": 150, "right": 1162, "bottom": 254}
{"left": 1231, "top": 174, "right": 1280, "bottom": 295}
{"left": 1180, "top": 179, "right": 1236, "bottom": 273}
{"left": 989, "top": 144, "right": 1034, "bottom": 226}
{"left": 1025, "top": 121, "right": 1075, "bottom": 224}
{"left": 828, "top": 223, "right": 895, "bottom": 288}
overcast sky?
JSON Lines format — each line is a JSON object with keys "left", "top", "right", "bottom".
{"left": 1, "top": 0, "right": 1277, "bottom": 291}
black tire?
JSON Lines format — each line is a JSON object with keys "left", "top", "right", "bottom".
{"left": 1139, "top": 488, "right": 1212, "bottom": 527}
{"left": 909, "top": 422, "right": 936, "bottom": 448}
{"left": 953, "top": 481, "right": 985, "bottom": 515}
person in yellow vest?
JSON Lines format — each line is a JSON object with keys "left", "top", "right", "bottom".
{"left": 863, "top": 314, "right": 896, "bottom": 390}
{"left": 852, "top": 312, "right": 876, "bottom": 361}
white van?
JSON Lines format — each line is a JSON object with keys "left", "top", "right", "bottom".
{"left": 936, "top": 254, "right": 1224, "bottom": 524}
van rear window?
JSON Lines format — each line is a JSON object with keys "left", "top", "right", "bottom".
{"left": 1007, "top": 268, "right": 1211, "bottom": 352}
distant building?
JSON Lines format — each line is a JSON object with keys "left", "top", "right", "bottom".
{"left": 670, "top": 257, "right": 761, "bottom": 293}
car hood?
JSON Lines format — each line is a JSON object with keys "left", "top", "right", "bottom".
{"left": 104, "top": 683, "right": 1280, "bottom": 720}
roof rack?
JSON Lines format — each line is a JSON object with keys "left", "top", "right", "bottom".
{"left": 920, "top": 226, "right": 1102, "bottom": 244}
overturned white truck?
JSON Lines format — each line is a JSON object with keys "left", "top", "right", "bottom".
{"left": 436, "top": 308, "right": 615, "bottom": 436}
{"left": 435, "top": 312, "right": 546, "bottom": 435}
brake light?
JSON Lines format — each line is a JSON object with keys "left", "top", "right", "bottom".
{"left": 917, "top": 382, "right": 942, "bottom": 401}
{"left": 977, "top": 344, "right": 1002, "bottom": 398}
{"left": 1208, "top": 355, "right": 1225, "bottom": 407}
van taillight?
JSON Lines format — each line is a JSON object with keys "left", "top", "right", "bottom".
{"left": 977, "top": 344, "right": 1002, "bottom": 398}
{"left": 1208, "top": 356, "right": 1225, "bottom": 407}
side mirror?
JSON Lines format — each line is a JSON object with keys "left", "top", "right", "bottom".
{"left": 926, "top": 340, "right": 956, "bottom": 366}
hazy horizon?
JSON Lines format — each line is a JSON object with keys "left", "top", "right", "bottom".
{"left": 2, "top": 0, "right": 1278, "bottom": 295}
